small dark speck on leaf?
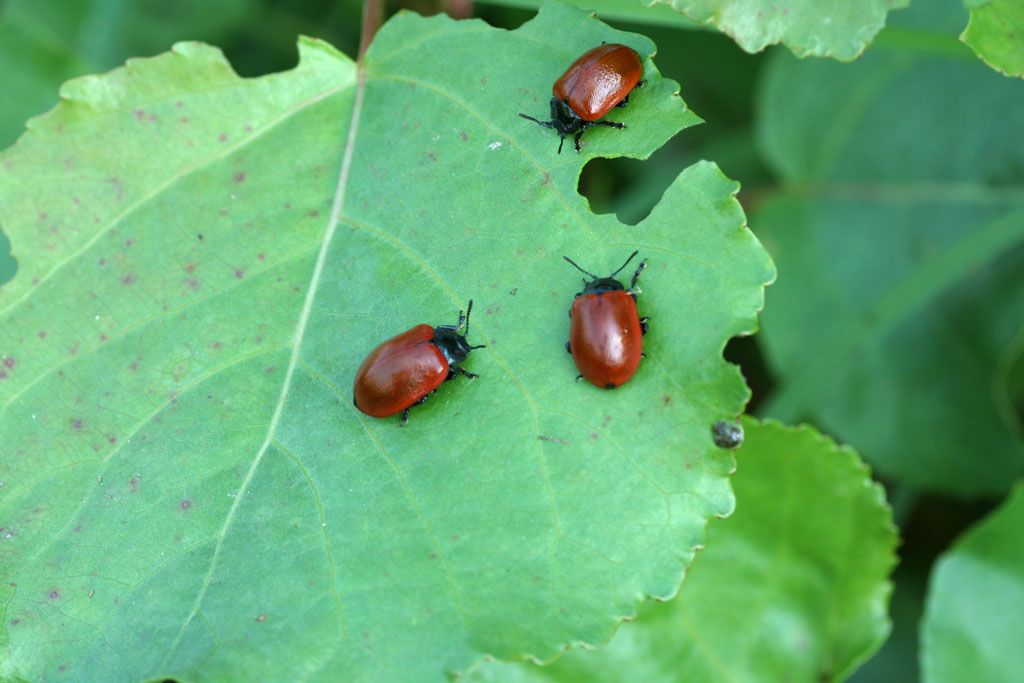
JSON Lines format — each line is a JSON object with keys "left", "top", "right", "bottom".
{"left": 265, "top": 366, "right": 276, "bottom": 374}
{"left": 309, "top": 210, "right": 319, "bottom": 217}
{"left": 257, "top": 253, "right": 265, "bottom": 261}
{"left": 198, "top": 234, "right": 204, "bottom": 240}
{"left": 219, "top": 133, "right": 227, "bottom": 142}
{"left": 429, "top": 553, "right": 437, "bottom": 560}
{"left": 39, "top": 331, "right": 47, "bottom": 339}
{"left": 73, "top": 420, "right": 83, "bottom": 429}
{"left": 235, "top": 270, "right": 244, "bottom": 279}
{"left": 256, "top": 614, "right": 266, "bottom": 622}
{"left": 3, "top": 357, "right": 13, "bottom": 368}
{"left": 509, "top": 288, "right": 518, "bottom": 295}
{"left": 460, "top": 131, "right": 469, "bottom": 142}
{"left": 590, "top": 432, "right": 598, "bottom": 439}
{"left": 122, "top": 273, "right": 135, "bottom": 286}
{"left": 662, "top": 395, "right": 671, "bottom": 404}
{"left": 234, "top": 172, "right": 246, "bottom": 183}
{"left": 49, "top": 590, "right": 59, "bottom": 600}
{"left": 179, "top": 500, "right": 192, "bottom": 510}
{"left": 451, "top": 535, "right": 459, "bottom": 542}
{"left": 109, "top": 436, "right": 117, "bottom": 444}
{"left": 10, "top": 619, "right": 20, "bottom": 625}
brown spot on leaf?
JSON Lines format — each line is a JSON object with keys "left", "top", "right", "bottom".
{"left": 3, "top": 357, "right": 13, "bottom": 368}
{"left": 38, "top": 331, "right": 47, "bottom": 339}
{"left": 219, "top": 133, "right": 228, "bottom": 142}
{"left": 49, "top": 590, "right": 59, "bottom": 600}
{"left": 234, "top": 172, "right": 246, "bottom": 183}
{"left": 122, "top": 273, "right": 135, "bottom": 286}
{"left": 73, "top": 420, "right": 83, "bottom": 429}
{"left": 235, "top": 270, "right": 244, "bottom": 279}
{"left": 179, "top": 500, "right": 192, "bottom": 510}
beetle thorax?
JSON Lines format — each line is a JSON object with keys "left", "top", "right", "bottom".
{"left": 578, "top": 276, "right": 626, "bottom": 297}
{"left": 431, "top": 326, "right": 473, "bottom": 366}
{"left": 548, "top": 98, "right": 584, "bottom": 136}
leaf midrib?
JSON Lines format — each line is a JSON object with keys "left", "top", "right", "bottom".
{"left": 159, "top": 61, "right": 366, "bottom": 666}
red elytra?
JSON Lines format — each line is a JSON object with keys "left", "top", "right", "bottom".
{"left": 519, "top": 43, "right": 645, "bottom": 153}
{"left": 564, "top": 252, "right": 649, "bottom": 389}
{"left": 352, "top": 302, "right": 482, "bottom": 424}
{"left": 553, "top": 44, "right": 643, "bottom": 122}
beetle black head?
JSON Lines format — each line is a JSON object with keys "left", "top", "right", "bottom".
{"left": 519, "top": 98, "right": 584, "bottom": 154}
{"left": 564, "top": 251, "right": 641, "bottom": 295}
{"left": 432, "top": 299, "right": 485, "bottom": 366}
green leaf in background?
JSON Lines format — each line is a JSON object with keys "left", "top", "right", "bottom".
{"left": 754, "top": 1, "right": 1024, "bottom": 496}
{"left": 477, "top": 0, "right": 707, "bottom": 29}
{"left": 649, "top": 0, "right": 910, "bottom": 60}
{"left": 961, "top": 0, "right": 1024, "bottom": 79}
{"left": 921, "top": 482, "right": 1024, "bottom": 682}
{"left": 0, "top": 1, "right": 774, "bottom": 679}
{"left": 0, "top": 4, "right": 92, "bottom": 148}
{"left": 468, "top": 419, "right": 898, "bottom": 682}
{"left": 6, "top": 0, "right": 251, "bottom": 67}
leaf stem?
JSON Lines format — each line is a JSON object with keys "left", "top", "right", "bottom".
{"left": 359, "top": 0, "right": 385, "bottom": 61}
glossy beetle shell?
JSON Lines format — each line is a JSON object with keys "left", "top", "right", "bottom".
{"left": 353, "top": 324, "right": 449, "bottom": 418}
{"left": 553, "top": 44, "right": 642, "bottom": 122}
{"left": 569, "top": 290, "right": 643, "bottom": 389}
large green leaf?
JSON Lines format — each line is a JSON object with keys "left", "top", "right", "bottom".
{"left": 467, "top": 419, "right": 898, "bottom": 682}
{"left": 921, "top": 482, "right": 1024, "bottom": 682}
{"left": 961, "top": 0, "right": 1024, "bottom": 79}
{"left": 0, "top": 1, "right": 774, "bottom": 680}
{"left": 754, "top": 2, "right": 1024, "bottom": 496}
{"left": 650, "top": 0, "right": 910, "bottom": 60}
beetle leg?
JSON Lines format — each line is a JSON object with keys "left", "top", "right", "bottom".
{"left": 616, "top": 94, "right": 630, "bottom": 108}
{"left": 640, "top": 317, "right": 649, "bottom": 335}
{"left": 565, "top": 341, "right": 572, "bottom": 354}
{"left": 592, "top": 120, "right": 626, "bottom": 130}
{"left": 399, "top": 394, "right": 432, "bottom": 426}
{"left": 575, "top": 374, "right": 584, "bottom": 382}
{"left": 634, "top": 79, "right": 647, "bottom": 91}
{"left": 573, "top": 129, "right": 584, "bottom": 152}
{"left": 451, "top": 366, "right": 479, "bottom": 380}
{"left": 630, "top": 258, "right": 648, "bottom": 289}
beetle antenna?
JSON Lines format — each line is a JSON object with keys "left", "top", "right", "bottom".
{"left": 610, "top": 250, "right": 639, "bottom": 278}
{"left": 461, "top": 299, "right": 474, "bottom": 336}
{"left": 563, "top": 256, "right": 599, "bottom": 280}
{"left": 519, "top": 113, "right": 554, "bottom": 129}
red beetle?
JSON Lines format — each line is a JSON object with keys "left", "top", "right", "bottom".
{"left": 564, "top": 251, "right": 648, "bottom": 389}
{"left": 353, "top": 301, "right": 484, "bottom": 425}
{"left": 520, "top": 43, "right": 644, "bottom": 153}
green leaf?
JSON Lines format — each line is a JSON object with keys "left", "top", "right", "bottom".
{"left": 754, "top": 10, "right": 1024, "bottom": 495}
{"left": 649, "top": 0, "right": 910, "bottom": 60}
{"left": 921, "top": 482, "right": 1024, "bottom": 682}
{"left": 0, "top": 2, "right": 774, "bottom": 679}
{"left": 961, "top": 0, "right": 1024, "bottom": 79}
{"left": 467, "top": 419, "right": 898, "bottom": 682}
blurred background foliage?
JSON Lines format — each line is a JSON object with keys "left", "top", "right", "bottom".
{"left": 1, "top": 0, "right": 1021, "bottom": 679}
